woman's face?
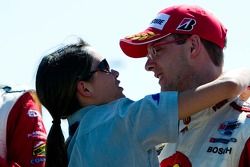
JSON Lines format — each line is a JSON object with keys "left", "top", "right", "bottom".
{"left": 87, "top": 47, "right": 125, "bottom": 104}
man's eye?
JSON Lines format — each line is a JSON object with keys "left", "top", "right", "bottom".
{"left": 155, "top": 48, "right": 163, "bottom": 54}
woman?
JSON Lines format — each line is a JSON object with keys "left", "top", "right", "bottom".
{"left": 35, "top": 37, "right": 250, "bottom": 167}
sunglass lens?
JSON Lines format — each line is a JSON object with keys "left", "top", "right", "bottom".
{"left": 98, "top": 59, "right": 110, "bottom": 73}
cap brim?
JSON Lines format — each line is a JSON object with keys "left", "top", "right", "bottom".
{"left": 120, "top": 31, "right": 171, "bottom": 58}
{"left": 120, "top": 40, "right": 148, "bottom": 58}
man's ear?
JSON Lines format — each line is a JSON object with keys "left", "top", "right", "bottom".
{"left": 189, "top": 34, "right": 201, "bottom": 58}
{"left": 76, "top": 81, "right": 92, "bottom": 97}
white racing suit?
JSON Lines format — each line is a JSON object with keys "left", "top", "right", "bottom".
{"left": 159, "top": 97, "right": 250, "bottom": 167}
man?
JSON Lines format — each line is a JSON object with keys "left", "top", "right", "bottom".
{"left": 119, "top": 4, "right": 250, "bottom": 167}
{"left": 0, "top": 85, "right": 46, "bottom": 167}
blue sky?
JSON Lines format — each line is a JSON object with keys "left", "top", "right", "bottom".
{"left": 1, "top": 0, "right": 250, "bottom": 135}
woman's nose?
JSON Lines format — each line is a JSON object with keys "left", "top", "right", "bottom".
{"left": 111, "top": 69, "right": 119, "bottom": 78}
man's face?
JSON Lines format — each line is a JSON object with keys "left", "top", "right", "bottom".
{"left": 145, "top": 35, "right": 196, "bottom": 92}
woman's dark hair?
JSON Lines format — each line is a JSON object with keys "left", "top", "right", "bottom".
{"left": 35, "top": 38, "right": 93, "bottom": 167}
{"left": 172, "top": 33, "right": 227, "bottom": 66}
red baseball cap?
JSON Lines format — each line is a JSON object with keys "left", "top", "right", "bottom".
{"left": 120, "top": 5, "right": 227, "bottom": 58}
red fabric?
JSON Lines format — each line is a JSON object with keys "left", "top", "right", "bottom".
{"left": 0, "top": 156, "right": 21, "bottom": 167}
{"left": 239, "top": 137, "right": 250, "bottom": 167}
{"left": 6, "top": 91, "right": 46, "bottom": 167}
{"left": 160, "top": 151, "right": 191, "bottom": 167}
{"left": 0, "top": 156, "right": 9, "bottom": 167}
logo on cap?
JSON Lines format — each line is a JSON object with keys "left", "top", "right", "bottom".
{"left": 149, "top": 13, "right": 170, "bottom": 30}
{"left": 176, "top": 18, "right": 196, "bottom": 31}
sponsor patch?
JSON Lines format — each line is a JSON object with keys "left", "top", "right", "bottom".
{"left": 176, "top": 18, "right": 196, "bottom": 31}
{"left": 218, "top": 120, "right": 240, "bottom": 136}
{"left": 33, "top": 142, "right": 46, "bottom": 156}
{"left": 28, "top": 131, "right": 47, "bottom": 139}
{"left": 30, "top": 157, "right": 46, "bottom": 165}
{"left": 149, "top": 13, "right": 170, "bottom": 30}
{"left": 207, "top": 146, "right": 232, "bottom": 155}
{"left": 209, "top": 137, "right": 237, "bottom": 144}
{"left": 27, "top": 109, "right": 41, "bottom": 118}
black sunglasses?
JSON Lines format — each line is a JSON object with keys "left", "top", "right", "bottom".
{"left": 79, "top": 59, "right": 111, "bottom": 81}
{"left": 88, "top": 58, "right": 111, "bottom": 77}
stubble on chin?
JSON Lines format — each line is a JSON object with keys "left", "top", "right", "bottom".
{"left": 160, "top": 83, "right": 185, "bottom": 92}
{"left": 160, "top": 85, "right": 175, "bottom": 92}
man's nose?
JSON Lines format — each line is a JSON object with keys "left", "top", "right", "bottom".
{"left": 145, "top": 58, "right": 155, "bottom": 71}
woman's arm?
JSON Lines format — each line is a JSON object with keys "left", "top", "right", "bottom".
{"left": 178, "top": 68, "right": 250, "bottom": 119}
